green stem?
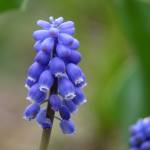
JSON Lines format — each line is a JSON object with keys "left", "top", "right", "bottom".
{"left": 39, "top": 80, "right": 57, "bottom": 150}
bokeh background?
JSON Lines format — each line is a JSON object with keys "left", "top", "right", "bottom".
{"left": 0, "top": 0, "right": 150, "bottom": 150}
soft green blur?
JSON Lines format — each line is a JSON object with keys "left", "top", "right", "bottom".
{"left": 0, "top": 0, "right": 150, "bottom": 150}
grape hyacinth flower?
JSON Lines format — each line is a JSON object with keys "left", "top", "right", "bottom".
{"left": 129, "top": 117, "right": 150, "bottom": 150}
{"left": 23, "top": 16, "right": 87, "bottom": 150}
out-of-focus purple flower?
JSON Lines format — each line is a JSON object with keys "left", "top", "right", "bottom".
{"left": 63, "top": 100, "right": 78, "bottom": 113}
{"left": 58, "top": 33, "right": 74, "bottom": 45}
{"left": 129, "top": 117, "right": 150, "bottom": 149}
{"left": 33, "top": 30, "right": 50, "bottom": 41}
{"left": 59, "top": 105, "right": 71, "bottom": 120}
{"left": 36, "top": 20, "right": 51, "bottom": 29}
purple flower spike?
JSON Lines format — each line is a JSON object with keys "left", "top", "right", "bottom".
{"left": 41, "top": 37, "right": 55, "bottom": 54}
{"left": 23, "top": 103, "right": 40, "bottom": 121}
{"left": 58, "top": 33, "right": 74, "bottom": 45}
{"left": 36, "top": 108, "right": 52, "bottom": 128}
{"left": 27, "top": 62, "right": 44, "bottom": 82}
{"left": 129, "top": 117, "right": 150, "bottom": 150}
{"left": 39, "top": 70, "right": 54, "bottom": 93}
{"left": 66, "top": 63, "right": 83, "bottom": 86}
{"left": 49, "top": 57, "right": 65, "bottom": 77}
{"left": 33, "top": 30, "right": 49, "bottom": 41}
{"left": 34, "top": 51, "right": 50, "bottom": 66}
{"left": 27, "top": 83, "right": 46, "bottom": 103}
{"left": 58, "top": 77, "right": 76, "bottom": 100}
{"left": 36, "top": 20, "right": 51, "bottom": 29}
{"left": 49, "top": 94, "right": 62, "bottom": 111}
{"left": 59, "top": 105, "right": 71, "bottom": 120}
{"left": 24, "top": 16, "right": 87, "bottom": 135}
{"left": 60, "top": 120, "right": 75, "bottom": 134}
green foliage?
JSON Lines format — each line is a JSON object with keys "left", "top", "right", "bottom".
{"left": 0, "top": 0, "right": 28, "bottom": 12}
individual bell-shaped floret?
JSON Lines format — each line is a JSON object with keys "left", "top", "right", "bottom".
{"left": 59, "top": 119, "right": 75, "bottom": 134}
{"left": 25, "top": 78, "right": 36, "bottom": 89}
{"left": 58, "top": 77, "right": 76, "bottom": 100}
{"left": 26, "top": 83, "right": 46, "bottom": 103}
{"left": 49, "top": 57, "right": 65, "bottom": 78}
{"left": 38, "top": 70, "right": 54, "bottom": 93}
{"left": 68, "top": 50, "right": 81, "bottom": 64}
{"left": 59, "top": 105, "right": 71, "bottom": 120}
{"left": 69, "top": 38, "right": 79, "bottom": 49}
{"left": 66, "top": 63, "right": 84, "bottom": 86}
{"left": 58, "top": 33, "right": 74, "bottom": 45}
{"left": 36, "top": 108, "right": 52, "bottom": 128}
{"left": 23, "top": 103, "right": 40, "bottom": 121}
{"left": 27, "top": 62, "right": 44, "bottom": 82}
{"left": 34, "top": 51, "right": 50, "bottom": 66}
{"left": 36, "top": 20, "right": 51, "bottom": 29}
{"left": 33, "top": 30, "right": 50, "bottom": 41}
{"left": 33, "top": 41, "right": 42, "bottom": 52}
{"left": 41, "top": 37, "right": 55, "bottom": 54}
{"left": 56, "top": 43, "right": 71, "bottom": 60}
{"left": 63, "top": 100, "right": 78, "bottom": 113}
{"left": 49, "top": 94, "right": 62, "bottom": 111}
{"left": 76, "top": 73, "right": 87, "bottom": 88}
{"left": 72, "top": 88, "right": 87, "bottom": 105}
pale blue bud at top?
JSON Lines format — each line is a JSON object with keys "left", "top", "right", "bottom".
{"left": 56, "top": 43, "right": 71, "bottom": 60}
{"left": 63, "top": 100, "right": 78, "bottom": 113}
{"left": 68, "top": 50, "right": 81, "bottom": 64}
{"left": 60, "top": 120, "right": 75, "bottom": 134}
{"left": 49, "top": 57, "right": 65, "bottom": 77}
{"left": 58, "top": 33, "right": 74, "bottom": 45}
{"left": 41, "top": 37, "right": 54, "bottom": 54}
{"left": 27, "top": 62, "right": 44, "bottom": 82}
{"left": 54, "top": 17, "right": 64, "bottom": 26}
{"left": 33, "top": 30, "right": 50, "bottom": 41}
{"left": 34, "top": 51, "right": 50, "bottom": 66}
{"left": 69, "top": 38, "right": 79, "bottom": 49}
{"left": 36, "top": 20, "right": 51, "bottom": 29}
{"left": 36, "top": 108, "right": 52, "bottom": 128}
{"left": 23, "top": 103, "right": 40, "bottom": 121}
{"left": 59, "top": 21, "right": 74, "bottom": 30}
{"left": 66, "top": 63, "right": 83, "bottom": 86}
{"left": 25, "top": 78, "right": 36, "bottom": 89}
{"left": 49, "top": 94, "right": 62, "bottom": 111}
{"left": 72, "top": 88, "right": 87, "bottom": 105}
{"left": 49, "top": 27, "right": 59, "bottom": 38}
{"left": 38, "top": 70, "right": 54, "bottom": 93}
{"left": 27, "top": 83, "right": 46, "bottom": 103}
{"left": 58, "top": 77, "right": 76, "bottom": 100}
{"left": 33, "top": 41, "right": 42, "bottom": 52}
{"left": 59, "top": 105, "right": 71, "bottom": 120}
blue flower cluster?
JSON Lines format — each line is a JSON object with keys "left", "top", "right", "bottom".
{"left": 23, "top": 17, "right": 87, "bottom": 134}
{"left": 129, "top": 117, "right": 150, "bottom": 150}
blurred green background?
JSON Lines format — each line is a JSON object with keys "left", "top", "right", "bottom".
{"left": 0, "top": 0, "right": 150, "bottom": 150}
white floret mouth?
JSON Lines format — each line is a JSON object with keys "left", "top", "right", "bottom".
{"left": 64, "top": 93, "right": 76, "bottom": 100}
{"left": 26, "top": 96, "right": 34, "bottom": 102}
{"left": 55, "top": 72, "right": 66, "bottom": 78}
{"left": 79, "top": 99, "right": 87, "bottom": 105}
{"left": 27, "top": 76, "right": 36, "bottom": 82}
{"left": 75, "top": 77, "right": 84, "bottom": 85}
{"left": 25, "top": 84, "right": 30, "bottom": 90}
{"left": 39, "top": 86, "right": 50, "bottom": 93}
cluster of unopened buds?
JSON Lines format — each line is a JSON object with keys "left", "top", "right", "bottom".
{"left": 23, "top": 16, "right": 87, "bottom": 134}
{"left": 129, "top": 117, "right": 150, "bottom": 150}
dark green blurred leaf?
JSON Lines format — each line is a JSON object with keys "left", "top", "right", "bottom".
{"left": 0, "top": 0, "right": 28, "bottom": 12}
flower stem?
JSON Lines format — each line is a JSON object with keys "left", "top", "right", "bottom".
{"left": 39, "top": 80, "right": 57, "bottom": 150}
